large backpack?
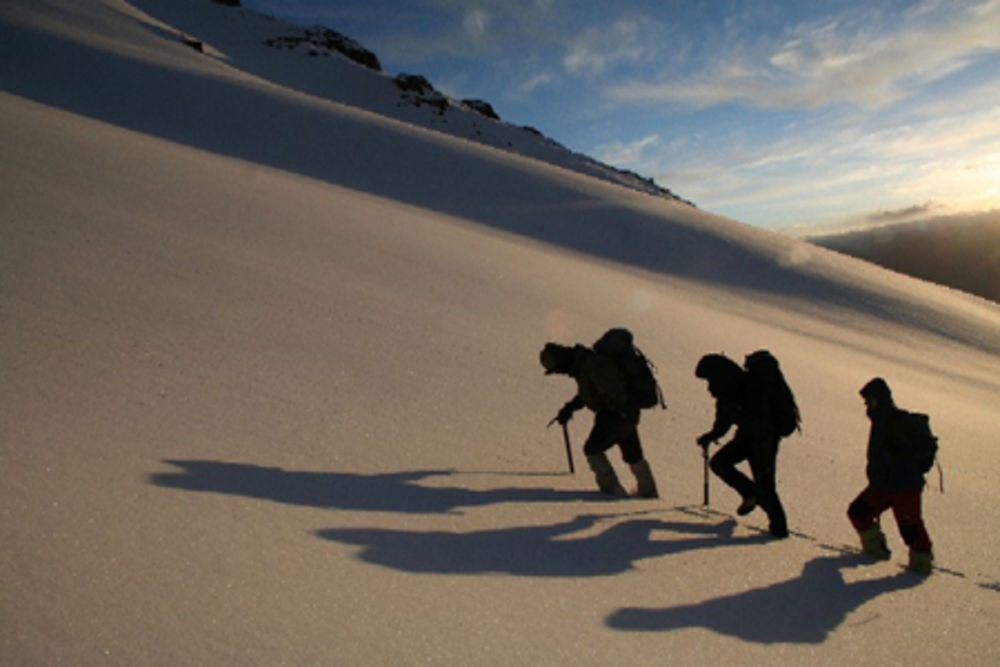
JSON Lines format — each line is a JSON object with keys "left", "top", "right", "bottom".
{"left": 744, "top": 350, "right": 800, "bottom": 438}
{"left": 892, "top": 408, "right": 938, "bottom": 473}
{"left": 593, "top": 328, "right": 666, "bottom": 410}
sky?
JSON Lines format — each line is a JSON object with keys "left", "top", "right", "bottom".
{"left": 240, "top": 0, "right": 1000, "bottom": 231}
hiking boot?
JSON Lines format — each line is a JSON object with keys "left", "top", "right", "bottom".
{"left": 858, "top": 525, "right": 891, "bottom": 560}
{"left": 769, "top": 521, "right": 789, "bottom": 539}
{"left": 908, "top": 549, "right": 934, "bottom": 575}
{"left": 629, "top": 459, "right": 659, "bottom": 499}
{"left": 736, "top": 495, "right": 757, "bottom": 516}
{"left": 586, "top": 454, "right": 627, "bottom": 497}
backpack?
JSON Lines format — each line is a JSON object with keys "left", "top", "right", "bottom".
{"left": 743, "top": 350, "right": 800, "bottom": 438}
{"left": 892, "top": 409, "right": 938, "bottom": 473}
{"left": 592, "top": 328, "right": 666, "bottom": 410}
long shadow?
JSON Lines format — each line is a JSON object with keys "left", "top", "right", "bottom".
{"left": 606, "top": 553, "right": 923, "bottom": 643}
{"left": 149, "top": 459, "right": 584, "bottom": 514}
{"left": 316, "top": 513, "right": 772, "bottom": 577}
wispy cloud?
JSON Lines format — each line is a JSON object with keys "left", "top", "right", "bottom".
{"left": 562, "top": 19, "right": 652, "bottom": 76}
{"left": 865, "top": 201, "right": 942, "bottom": 224}
{"left": 595, "top": 134, "right": 661, "bottom": 165}
{"left": 462, "top": 8, "right": 490, "bottom": 39}
{"left": 589, "top": 1, "right": 1000, "bottom": 227}
{"left": 615, "top": 95, "right": 1000, "bottom": 227}
{"left": 605, "top": 0, "right": 1000, "bottom": 111}
{"left": 515, "top": 71, "right": 554, "bottom": 97}
{"left": 312, "top": 0, "right": 559, "bottom": 63}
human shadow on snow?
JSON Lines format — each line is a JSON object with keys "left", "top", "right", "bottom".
{"left": 149, "top": 459, "right": 585, "bottom": 514}
{"left": 606, "top": 553, "right": 923, "bottom": 644}
{"left": 316, "top": 513, "right": 772, "bottom": 577}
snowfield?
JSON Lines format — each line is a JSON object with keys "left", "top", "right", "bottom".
{"left": 2, "top": 1, "right": 998, "bottom": 665}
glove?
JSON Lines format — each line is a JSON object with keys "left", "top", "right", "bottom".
{"left": 696, "top": 433, "right": 714, "bottom": 449}
{"left": 556, "top": 403, "right": 577, "bottom": 425}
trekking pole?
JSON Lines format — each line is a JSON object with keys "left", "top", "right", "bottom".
{"left": 561, "top": 422, "right": 575, "bottom": 475}
{"left": 548, "top": 418, "right": 575, "bottom": 474}
{"left": 702, "top": 445, "right": 710, "bottom": 506}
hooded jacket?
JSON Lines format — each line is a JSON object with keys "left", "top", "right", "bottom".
{"left": 861, "top": 378, "right": 927, "bottom": 491}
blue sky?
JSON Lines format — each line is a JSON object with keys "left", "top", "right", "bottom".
{"left": 242, "top": 0, "right": 1000, "bottom": 231}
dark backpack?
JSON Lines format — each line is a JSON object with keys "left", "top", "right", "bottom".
{"left": 593, "top": 328, "right": 666, "bottom": 410}
{"left": 892, "top": 409, "right": 938, "bottom": 473}
{"left": 744, "top": 350, "right": 800, "bottom": 438}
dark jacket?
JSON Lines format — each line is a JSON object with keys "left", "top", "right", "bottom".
{"left": 861, "top": 378, "right": 929, "bottom": 491}
{"left": 865, "top": 405, "right": 929, "bottom": 491}
{"left": 567, "top": 345, "right": 629, "bottom": 414}
{"left": 696, "top": 354, "right": 772, "bottom": 444}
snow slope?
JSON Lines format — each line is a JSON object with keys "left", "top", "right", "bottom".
{"left": 2, "top": 1, "right": 999, "bottom": 665}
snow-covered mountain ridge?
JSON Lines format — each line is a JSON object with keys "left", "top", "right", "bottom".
{"left": 148, "top": 0, "right": 694, "bottom": 204}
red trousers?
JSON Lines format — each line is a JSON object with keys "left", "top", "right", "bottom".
{"left": 847, "top": 486, "right": 933, "bottom": 552}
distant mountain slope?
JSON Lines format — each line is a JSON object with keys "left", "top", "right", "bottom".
{"left": 129, "top": 0, "right": 693, "bottom": 205}
{"left": 808, "top": 213, "right": 1000, "bottom": 304}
